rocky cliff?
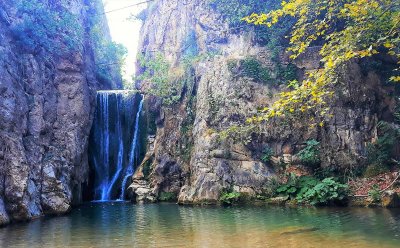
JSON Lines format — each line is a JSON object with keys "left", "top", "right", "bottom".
{"left": 0, "top": 0, "right": 119, "bottom": 225}
{"left": 130, "top": 0, "right": 398, "bottom": 204}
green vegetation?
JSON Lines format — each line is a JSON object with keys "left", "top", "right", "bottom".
{"left": 368, "top": 184, "right": 381, "bottom": 203}
{"left": 276, "top": 63, "right": 298, "bottom": 82}
{"left": 135, "top": 53, "right": 183, "bottom": 105}
{"left": 136, "top": 52, "right": 217, "bottom": 106}
{"left": 241, "top": 58, "right": 272, "bottom": 83}
{"left": 276, "top": 174, "right": 348, "bottom": 205}
{"left": 219, "top": 191, "right": 242, "bottom": 205}
{"left": 208, "top": 0, "right": 294, "bottom": 46}
{"left": 87, "top": 0, "right": 128, "bottom": 87}
{"left": 261, "top": 146, "right": 274, "bottom": 163}
{"left": 95, "top": 42, "right": 128, "bottom": 86}
{"left": 228, "top": 57, "right": 298, "bottom": 85}
{"left": 12, "top": 0, "right": 82, "bottom": 55}
{"left": 297, "top": 140, "right": 321, "bottom": 168}
{"left": 158, "top": 192, "right": 177, "bottom": 202}
{"left": 244, "top": 0, "right": 400, "bottom": 123}
{"left": 366, "top": 122, "right": 399, "bottom": 173}
{"left": 261, "top": 177, "right": 280, "bottom": 198}
{"left": 142, "top": 158, "right": 153, "bottom": 180}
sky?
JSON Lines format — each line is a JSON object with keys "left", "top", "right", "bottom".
{"left": 102, "top": 0, "right": 147, "bottom": 81}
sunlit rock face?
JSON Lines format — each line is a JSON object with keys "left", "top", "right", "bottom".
{"left": 0, "top": 0, "right": 119, "bottom": 225}
{"left": 131, "top": 0, "right": 398, "bottom": 204}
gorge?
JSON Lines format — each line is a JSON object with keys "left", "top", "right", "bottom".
{"left": 0, "top": 0, "right": 400, "bottom": 247}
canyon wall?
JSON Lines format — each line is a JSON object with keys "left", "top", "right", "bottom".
{"left": 130, "top": 0, "right": 398, "bottom": 204}
{"left": 0, "top": 0, "right": 118, "bottom": 225}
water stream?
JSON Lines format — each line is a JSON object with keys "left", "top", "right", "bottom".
{"left": 120, "top": 96, "right": 144, "bottom": 200}
{"left": 89, "top": 91, "right": 144, "bottom": 201}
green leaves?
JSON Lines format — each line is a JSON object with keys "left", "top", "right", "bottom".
{"left": 276, "top": 175, "right": 348, "bottom": 205}
{"left": 243, "top": 0, "right": 400, "bottom": 123}
{"left": 297, "top": 139, "right": 321, "bottom": 167}
{"left": 219, "top": 191, "right": 242, "bottom": 205}
{"left": 12, "top": 0, "right": 83, "bottom": 55}
{"left": 135, "top": 53, "right": 183, "bottom": 105}
{"left": 261, "top": 146, "right": 274, "bottom": 163}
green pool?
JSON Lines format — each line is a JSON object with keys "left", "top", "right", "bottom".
{"left": 0, "top": 203, "right": 399, "bottom": 247}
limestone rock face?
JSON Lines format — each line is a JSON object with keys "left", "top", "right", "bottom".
{"left": 0, "top": 0, "right": 115, "bottom": 225}
{"left": 130, "top": 0, "right": 398, "bottom": 204}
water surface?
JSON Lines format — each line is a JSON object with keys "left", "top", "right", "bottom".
{"left": 0, "top": 203, "right": 399, "bottom": 247}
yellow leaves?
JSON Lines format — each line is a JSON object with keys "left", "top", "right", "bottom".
{"left": 390, "top": 76, "right": 400, "bottom": 82}
{"left": 384, "top": 42, "right": 394, "bottom": 49}
{"left": 241, "top": 0, "right": 400, "bottom": 128}
{"left": 326, "top": 58, "right": 334, "bottom": 68}
{"left": 345, "top": 51, "right": 354, "bottom": 60}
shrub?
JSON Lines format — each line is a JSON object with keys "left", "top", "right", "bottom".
{"left": 261, "top": 177, "right": 280, "bottom": 198}
{"left": 276, "top": 175, "right": 348, "bottom": 205}
{"left": 368, "top": 184, "right": 381, "bottom": 203}
{"left": 276, "top": 174, "right": 318, "bottom": 199}
{"left": 158, "top": 192, "right": 177, "bottom": 202}
{"left": 241, "top": 58, "right": 271, "bottom": 82}
{"left": 261, "top": 146, "right": 274, "bottom": 163}
{"left": 142, "top": 158, "right": 153, "bottom": 180}
{"left": 208, "top": 0, "right": 294, "bottom": 46}
{"left": 277, "top": 63, "right": 298, "bottom": 82}
{"left": 135, "top": 53, "right": 183, "bottom": 105}
{"left": 365, "top": 121, "right": 399, "bottom": 175}
{"left": 297, "top": 140, "right": 321, "bottom": 167}
{"left": 363, "top": 164, "right": 389, "bottom": 177}
{"left": 297, "top": 178, "right": 348, "bottom": 205}
{"left": 219, "top": 191, "right": 241, "bottom": 205}
{"left": 12, "top": 0, "right": 82, "bottom": 55}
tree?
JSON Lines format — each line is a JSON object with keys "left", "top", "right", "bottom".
{"left": 243, "top": 0, "right": 400, "bottom": 123}
{"left": 12, "top": 0, "right": 83, "bottom": 55}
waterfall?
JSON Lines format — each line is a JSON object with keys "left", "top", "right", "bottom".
{"left": 119, "top": 96, "right": 144, "bottom": 200}
{"left": 89, "top": 91, "right": 144, "bottom": 201}
{"left": 99, "top": 92, "right": 110, "bottom": 201}
{"left": 105, "top": 94, "right": 123, "bottom": 199}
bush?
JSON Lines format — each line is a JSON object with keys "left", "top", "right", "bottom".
{"left": 12, "top": 0, "right": 82, "bottom": 55}
{"left": 135, "top": 53, "right": 182, "bottom": 105}
{"left": 261, "top": 177, "right": 280, "bottom": 198}
{"left": 365, "top": 121, "right": 399, "bottom": 175}
{"left": 277, "top": 63, "right": 298, "bottom": 82}
{"left": 219, "top": 191, "right": 241, "bottom": 205}
{"left": 297, "top": 140, "right": 321, "bottom": 167}
{"left": 208, "top": 0, "right": 294, "bottom": 46}
{"left": 158, "top": 192, "right": 177, "bottom": 202}
{"left": 363, "top": 164, "right": 389, "bottom": 177}
{"left": 297, "top": 178, "right": 348, "bottom": 205}
{"left": 368, "top": 184, "right": 381, "bottom": 203}
{"left": 241, "top": 58, "right": 271, "bottom": 82}
{"left": 142, "top": 158, "right": 153, "bottom": 180}
{"left": 261, "top": 146, "right": 274, "bottom": 163}
{"left": 276, "top": 175, "right": 348, "bottom": 205}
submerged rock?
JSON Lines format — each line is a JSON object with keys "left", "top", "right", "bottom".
{"left": 381, "top": 191, "right": 400, "bottom": 208}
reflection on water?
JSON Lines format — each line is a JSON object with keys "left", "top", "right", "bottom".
{"left": 0, "top": 203, "right": 399, "bottom": 247}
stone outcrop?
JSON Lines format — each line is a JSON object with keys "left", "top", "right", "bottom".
{"left": 0, "top": 0, "right": 118, "bottom": 225}
{"left": 129, "top": 0, "right": 398, "bottom": 204}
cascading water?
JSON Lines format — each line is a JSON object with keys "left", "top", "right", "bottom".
{"left": 119, "top": 97, "right": 144, "bottom": 200}
{"left": 88, "top": 91, "right": 144, "bottom": 201}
